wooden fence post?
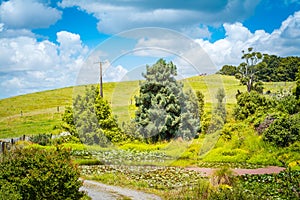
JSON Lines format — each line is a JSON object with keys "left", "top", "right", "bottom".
{"left": 2, "top": 142, "right": 6, "bottom": 154}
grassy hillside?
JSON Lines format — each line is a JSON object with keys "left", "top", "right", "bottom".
{"left": 0, "top": 75, "right": 295, "bottom": 138}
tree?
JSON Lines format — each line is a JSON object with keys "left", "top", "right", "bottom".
{"left": 206, "top": 88, "right": 226, "bottom": 133}
{"left": 235, "top": 47, "right": 263, "bottom": 92}
{"left": 0, "top": 147, "right": 84, "bottom": 200}
{"left": 217, "top": 65, "right": 238, "bottom": 76}
{"left": 263, "top": 113, "right": 300, "bottom": 147}
{"left": 196, "top": 90, "right": 205, "bottom": 120}
{"left": 234, "top": 91, "right": 274, "bottom": 120}
{"left": 61, "top": 106, "right": 77, "bottom": 135}
{"left": 294, "top": 67, "right": 300, "bottom": 99}
{"left": 67, "top": 85, "right": 125, "bottom": 146}
{"left": 135, "top": 59, "right": 199, "bottom": 143}
{"left": 215, "top": 88, "right": 226, "bottom": 121}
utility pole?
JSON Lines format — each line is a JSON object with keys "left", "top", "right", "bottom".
{"left": 95, "top": 61, "right": 105, "bottom": 98}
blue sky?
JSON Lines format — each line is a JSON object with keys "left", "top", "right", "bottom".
{"left": 0, "top": 0, "right": 300, "bottom": 99}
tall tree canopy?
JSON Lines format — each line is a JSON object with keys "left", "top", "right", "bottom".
{"left": 218, "top": 53, "right": 300, "bottom": 82}
{"left": 135, "top": 59, "right": 199, "bottom": 143}
{"left": 235, "top": 47, "right": 263, "bottom": 93}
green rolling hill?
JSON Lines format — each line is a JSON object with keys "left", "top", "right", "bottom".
{"left": 0, "top": 75, "right": 295, "bottom": 138}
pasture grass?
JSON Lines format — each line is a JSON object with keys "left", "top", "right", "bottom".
{"left": 0, "top": 75, "right": 298, "bottom": 169}
{"left": 0, "top": 75, "right": 295, "bottom": 138}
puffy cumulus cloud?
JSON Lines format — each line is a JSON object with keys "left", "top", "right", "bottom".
{"left": 0, "top": 31, "right": 89, "bottom": 98}
{"left": 129, "top": 10, "right": 300, "bottom": 72}
{"left": 195, "top": 11, "right": 300, "bottom": 68}
{"left": 279, "top": 11, "right": 300, "bottom": 39}
{"left": 0, "top": 0, "right": 62, "bottom": 29}
{"left": 59, "top": 0, "right": 259, "bottom": 36}
{"left": 56, "top": 31, "right": 89, "bottom": 68}
{"left": 0, "top": 37, "right": 58, "bottom": 72}
{"left": 75, "top": 51, "right": 128, "bottom": 86}
{"left": 103, "top": 64, "right": 128, "bottom": 82}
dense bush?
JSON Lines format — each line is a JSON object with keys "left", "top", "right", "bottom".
{"left": 276, "top": 94, "right": 299, "bottom": 115}
{"left": 66, "top": 85, "right": 127, "bottom": 146}
{"left": 234, "top": 91, "right": 275, "bottom": 120}
{"left": 263, "top": 114, "right": 300, "bottom": 147}
{"left": 0, "top": 147, "right": 84, "bottom": 200}
{"left": 29, "top": 133, "right": 52, "bottom": 146}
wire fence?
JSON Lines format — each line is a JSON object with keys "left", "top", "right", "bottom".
{"left": 0, "top": 135, "right": 28, "bottom": 154}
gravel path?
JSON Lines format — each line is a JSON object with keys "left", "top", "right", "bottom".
{"left": 81, "top": 179, "right": 162, "bottom": 200}
{"left": 185, "top": 166, "right": 286, "bottom": 176}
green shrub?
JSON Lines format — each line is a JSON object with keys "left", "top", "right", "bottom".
{"left": 0, "top": 180, "right": 22, "bottom": 200}
{"left": 0, "top": 147, "right": 84, "bottom": 200}
{"left": 29, "top": 133, "right": 52, "bottom": 146}
{"left": 263, "top": 113, "right": 300, "bottom": 147}
{"left": 234, "top": 91, "right": 275, "bottom": 120}
{"left": 53, "top": 135, "right": 82, "bottom": 144}
{"left": 276, "top": 94, "right": 299, "bottom": 114}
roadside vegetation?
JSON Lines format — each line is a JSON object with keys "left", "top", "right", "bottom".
{"left": 0, "top": 49, "right": 299, "bottom": 199}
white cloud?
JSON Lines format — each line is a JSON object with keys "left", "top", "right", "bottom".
{"left": 56, "top": 31, "right": 89, "bottom": 65}
{"left": 0, "top": 30, "right": 89, "bottom": 98}
{"left": 0, "top": 28, "right": 36, "bottom": 38}
{"left": 0, "top": 0, "right": 62, "bottom": 29}
{"left": 75, "top": 52, "right": 129, "bottom": 86}
{"left": 59, "top": 0, "right": 259, "bottom": 36}
{"left": 195, "top": 11, "right": 300, "bottom": 68}
{"left": 103, "top": 64, "right": 128, "bottom": 82}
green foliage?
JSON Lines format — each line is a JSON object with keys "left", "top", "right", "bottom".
{"left": 0, "top": 180, "right": 22, "bottom": 200}
{"left": 0, "top": 147, "right": 84, "bottom": 200}
{"left": 72, "top": 85, "right": 126, "bottom": 145}
{"left": 196, "top": 90, "right": 205, "bottom": 120}
{"left": 94, "top": 93, "right": 127, "bottom": 143}
{"left": 217, "top": 65, "right": 238, "bottom": 76}
{"left": 235, "top": 47, "right": 264, "bottom": 92}
{"left": 239, "top": 170, "right": 300, "bottom": 199}
{"left": 210, "top": 167, "right": 236, "bottom": 186}
{"left": 74, "top": 158, "right": 103, "bottom": 165}
{"left": 135, "top": 59, "right": 199, "bottom": 142}
{"left": 53, "top": 134, "right": 83, "bottom": 145}
{"left": 202, "top": 147, "right": 249, "bottom": 163}
{"left": 29, "top": 133, "right": 52, "bottom": 146}
{"left": 214, "top": 88, "right": 226, "bottom": 121}
{"left": 255, "top": 54, "right": 300, "bottom": 82}
{"left": 276, "top": 94, "right": 299, "bottom": 114}
{"left": 294, "top": 66, "right": 300, "bottom": 99}
{"left": 234, "top": 91, "right": 274, "bottom": 120}
{"left": 218, "top": 55, "right": 300, "bottom": 83}
{"left": 0, "top": 74, "right": 295, "bottom": 139}
{"left": 263, "top": 113, "right": 300, "bottom": 147}
{"left": 206, "top": 88, "right": 226, "bottom": 134}
{"left": 62, "top": 106, "right": 77, "bottom": 135}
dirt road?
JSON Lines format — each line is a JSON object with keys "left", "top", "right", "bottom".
{"left": 81, "top": 179, "right": 162, "bottom": 200}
